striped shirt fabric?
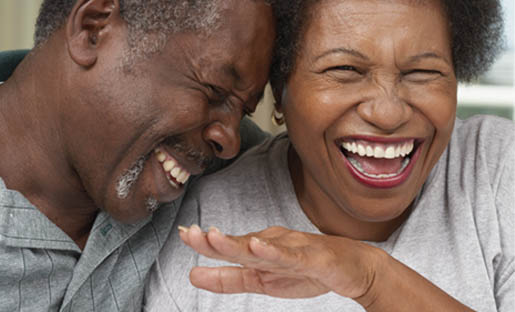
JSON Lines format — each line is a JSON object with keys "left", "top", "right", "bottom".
{"left": 0, "top": 177, "right": 180, "bottom": 311}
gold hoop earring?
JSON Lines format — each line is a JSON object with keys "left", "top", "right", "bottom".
{"left": 271, "top": 108, "right": 285, "bottom": 126}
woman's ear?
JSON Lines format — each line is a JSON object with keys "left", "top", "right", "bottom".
{"left": 270, "top": 82, "right": 287, "bottom": 126}
{"left": 66, "top": 0, "right": 120, "bottom": 67}
{"left": 271, "top": 82, "right": 284, "bottom": 112}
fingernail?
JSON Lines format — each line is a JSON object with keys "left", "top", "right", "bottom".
{"left": 178, "top": 225, "right": 189, "bottom": 233}
{"left": 191, "top": 224, "right": 202, "bottom": 232}
{"left": 251, "top": 237, "right": 267, "bottom": 246}
{"left": 209, "top": 226, "right": 223, "bottom": 234}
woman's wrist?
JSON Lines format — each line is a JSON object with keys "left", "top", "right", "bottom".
{"left": 353, "top": 246, "right": 475, "bottom": 312}
{"left": 353, "top": 246, "right": 391, "bottom": 309}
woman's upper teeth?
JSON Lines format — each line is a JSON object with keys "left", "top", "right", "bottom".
{"left": 342, "top": 140, "right": 414, "bottom": 159}
{"left": 155, "top": 149, "right": 191, "bottom": 185}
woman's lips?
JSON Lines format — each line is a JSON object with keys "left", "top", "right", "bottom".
{"left": 338, "top": 138, "right": 423, "bottom": 188}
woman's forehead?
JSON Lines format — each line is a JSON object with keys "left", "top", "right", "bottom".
{"left": 301, "top": 0, "right": 449, "bottom": 51}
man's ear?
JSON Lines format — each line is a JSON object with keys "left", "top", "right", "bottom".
{"left": 66, "top": 0, "right": 119, "bottom": 67}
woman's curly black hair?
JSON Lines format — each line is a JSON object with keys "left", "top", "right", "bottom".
{"left": 270, "top": 0, "right": 504, "bottom": 87}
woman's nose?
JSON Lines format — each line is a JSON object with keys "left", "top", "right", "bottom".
{"left": 356, "top": 83, "right": 413, "bottom": 132}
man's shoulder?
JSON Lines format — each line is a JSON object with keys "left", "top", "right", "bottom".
{"left": 0, "top": 50, "right": 30, "bottom": 81}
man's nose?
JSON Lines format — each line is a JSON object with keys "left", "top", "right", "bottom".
{"left": 202, "top": 110, "right": 242, "bottom": 159}
{"left": 356, "top": 82, "right": 413, "bottom": 132}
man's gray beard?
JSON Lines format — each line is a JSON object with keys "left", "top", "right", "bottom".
{"left": 116, "top": 156, "right": 160, "bottom": 213}
{"left": 116, "top": 156, "right": 146, "bottom": 200}
{"left": 145, "top": 197, "right": 160, "bottom": 213}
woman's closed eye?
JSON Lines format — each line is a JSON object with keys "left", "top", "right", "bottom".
{"left": 323, "top": 65, "right": 363, "bottom": 81}
{"left": 325, "top": 65, "right": 361, "bottom": 73}
{"left": 403, "top": 69, "right": 443, "bottom": 82}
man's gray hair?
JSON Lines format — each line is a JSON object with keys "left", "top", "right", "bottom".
{"left": 35, "top": 0, "right": 222, "bottom": 59}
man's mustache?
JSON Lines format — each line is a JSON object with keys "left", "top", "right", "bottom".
{"left": 162, "top": 136, "right": 213, "bottom": 170}
{"left": 115, "top": 136, "right": 213, "bottom": 200}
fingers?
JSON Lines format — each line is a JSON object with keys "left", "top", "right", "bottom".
{"left": 179, "top": 225, "right": 311, "bottom": 274}
{"left": 206, "top": 227, "right": 252, "bottom": 259}
{"left": 179, "top": 225, "right": 264, "bottom": 265}
{"left": 179, "top": 225, "right": 226, "bottom": 261}
{"left": 189, "top": 266, "right": 265, "bottom": 294}
{"left": 250, "top": 236, "right": 320, "bottom": 277}
{"left": 180, "top": 225, "right": 376, "bottom": 299}
{"left": 190, "top": 266, "right": 329, "bottom": 298}
{"left": 248, "top": 236, "right": 286, "bottom": 262}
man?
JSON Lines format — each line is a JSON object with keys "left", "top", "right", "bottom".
{"left": 0, "top": 0, "right": 275, "bottom": 310}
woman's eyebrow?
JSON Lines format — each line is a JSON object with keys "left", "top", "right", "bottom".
{"left": 314, "top": 47, "right": 370, "bottom": 63}
{"left": 407, "top": 52, "right": 451, "bottom": 66}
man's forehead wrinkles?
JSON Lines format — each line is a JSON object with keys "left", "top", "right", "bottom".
{"left": 222, "top": 64, "right": 241, "bottom": 83}
{"left": 196, "top": 60, "right": 253, "bottom": 95}
{"left": 163, "top": 33, "right": 199, "bottom": 75}
{"left": 192, "top": 62, "right": 233, "bottom": 91}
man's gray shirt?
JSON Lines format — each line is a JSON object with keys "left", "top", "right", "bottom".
{"left": 0, "top": 179, "right": 179, "bottom": 311}
{"left": 146, "top": 116, "right": 515, "bottom": 311}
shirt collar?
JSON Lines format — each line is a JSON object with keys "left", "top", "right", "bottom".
{"left": 0, "top": 176, "right": 156, "bottom": 253}
{"left": 0, "top": 177, "right": 80, "bottom": 252}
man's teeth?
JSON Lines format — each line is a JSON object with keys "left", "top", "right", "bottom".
{"left": 157, "top": 152, "right": 166, "bottom": 163}
{"left": 342, "top": 140, "right": 414, "bottom": 159}
{"left": 348, "top": 157, "right": 410, "bottom": 178}
{"left": 155, "top": 149, "right": 191, "bottom": 186}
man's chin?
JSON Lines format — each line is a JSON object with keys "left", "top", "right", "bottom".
{"left": 145, "top": 197, "right": 160, "bottom": 213}
{"left": 110, "top": 149, "right": 188, "bottom": 223}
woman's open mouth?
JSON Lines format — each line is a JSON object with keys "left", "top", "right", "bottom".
{"left": 338, "top": 137, "right": 424, "bottom": 188}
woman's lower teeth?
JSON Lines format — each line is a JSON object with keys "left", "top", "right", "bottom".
{"left": 348, "top": 157, "right": 410, "bottom": 178}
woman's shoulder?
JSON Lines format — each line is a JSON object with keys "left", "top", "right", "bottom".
{"left": 447, "top": 115, "right": 514, "bottom": 180}
{"left": 414, "top": 115, "right": 514, "bottom": 247}
{"left": 435, "top": 115, "right": 513, "bottom": 196}
{"left": 191, "top": 133, "right": 289, "bottom": 192}
{"left": 182, "top": 133, "right": 290, "bottom": 217}
{"left": 424, "top": 114, "right": 514, "bottom": 258}
{"left": 453, "top": 115, "right": 515, "bottom": 149}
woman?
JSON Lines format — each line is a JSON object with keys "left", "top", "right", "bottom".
{"left": 145, "top": 0, "right": 513, "bottom": 311}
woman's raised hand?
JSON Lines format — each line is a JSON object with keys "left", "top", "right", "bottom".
{"left": 178, "top": 225, "right": 382, "bottom": 301}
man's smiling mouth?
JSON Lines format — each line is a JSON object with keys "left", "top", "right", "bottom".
{"left": 114, "top": 137, "right": 211, "bottom": 214}
{"left": 339, "top": 138, "right": 423, "bottom": 188}
{"left": 154, "top": 148, "right": 191, "bottom": 188}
